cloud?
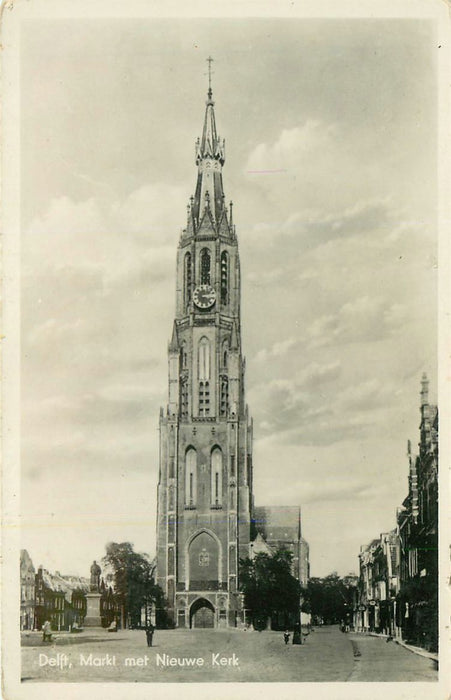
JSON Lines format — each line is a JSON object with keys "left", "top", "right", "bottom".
{"left": 243, "top": 119, "right": 400, "bottom": 233}
{"left": 243, "top": 198, "right": 416, "bottom": 271}
{"left": 260, "top": 476, "right": 370, "bottom": 506}
{"left": 306, "top": 295, "right": 409, "bottom": 348}
{"left": 254, "top": 337, "right": 298, "bottom": 363}
{"left": 23, "top": 192, "right": 180, "bottom": 295}
{"left": 25, "top": 182, "right": 187, "bottom": 238}
{"left": 339, "top": 379, "right": 394, "bottom": 412}
{"left": 294, "top": 361, "right": 342, "bottom": 389}
{"left": 246, "top": 120, "right": 335, "bottom": 176}
{"left": 250, "top": 363, "right": 401, "bottom": 447}
{"left": 260, "top": 414, "right": 372, "bottom": 447}
{"left": 20, "top": 187, "right": 183, "bottom": 495}
{"left": 19, "top": 29, "right": 438, "bottom": 582}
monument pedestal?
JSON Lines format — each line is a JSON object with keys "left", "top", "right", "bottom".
{"left": 84, "top": 592, "right": 102, "bottom": 627}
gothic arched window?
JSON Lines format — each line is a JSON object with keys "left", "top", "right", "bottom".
{"left": 198, "top": 337, "right": 211, "bottom": 417}
{"left": 222, "top": 339, "right": 228, "bottom": 368}
{"left": 220, "top": 375, "right": 228, "bottom": 418}
{"left": 220, "top": 251, "right": 229, "bottom": 305}
{"left": 180, "top": 342, "right": 188, "bottom": 370}
{"left": 180, "top": 376, "right": 188, "bottom": 420}
{"left": 200, "top": 248, "right": 211, "bottom": 285}
{"left": 184, "top": 252, "right": 192, "bottom": 306}
{"left": 199, "top": 381, "right": 210, "bottom": 417}
{"left": 198, "top": 337, "right": 210, "bottom": 381}
{"left": 211, "top": 447, "right": 223, "bottom": 507}
{"left": 185, "top": 448, "right": 197, "bottom": 508}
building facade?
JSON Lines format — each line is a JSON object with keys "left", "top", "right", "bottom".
{"left": 20, "top": 550, "right": 35, "bottom": 631}
{"left": 156, "top": 82, "right": 253, "bottom": 629}
{"left": 397, "top": 373, "right": 438, "bottom": 652}
{"left": 356, "top": 531, "right": 400, "bottom": 634}
{"left": 34, "top": 565, "right": 90, "bottom": 631}
{"left": 355, "top": 374, "right": 438, "bottom": 652}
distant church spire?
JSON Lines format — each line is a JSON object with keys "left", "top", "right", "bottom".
{"left": 420, "top": 372, "right": 429, "bottom": 407}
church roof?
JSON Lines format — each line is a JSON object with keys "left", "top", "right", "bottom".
{"left": 253, "top": 505, "right": 301, "bottom": 543}
{"left": 249, "top": 532, "right": 274, "bottom": 557}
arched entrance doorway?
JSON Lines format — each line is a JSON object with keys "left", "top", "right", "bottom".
{"left": 190, "top": 598, "right": 215, "bottom": 629}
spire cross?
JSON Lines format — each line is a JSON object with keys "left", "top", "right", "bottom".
{"left": 205, "top": 56, "right": 214, "bottom": 98}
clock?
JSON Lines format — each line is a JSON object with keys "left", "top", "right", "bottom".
{"left": 193, "top": 284, "right": 216, "bottom": 309}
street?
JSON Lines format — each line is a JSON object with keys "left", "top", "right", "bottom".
{"left": 21, "top": 625, "right": 438, "bottom": 683}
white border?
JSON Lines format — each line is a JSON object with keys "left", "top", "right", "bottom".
{"left": 2, "top": 1, "right": 450, "bottom": 699}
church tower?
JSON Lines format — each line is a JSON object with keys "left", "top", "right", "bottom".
{"left": 156, "top": 66, "right": 253, "bottom": 629}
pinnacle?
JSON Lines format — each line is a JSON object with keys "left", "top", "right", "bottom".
{"left": 168, "top": 321, "right": 179, "bottom": 352}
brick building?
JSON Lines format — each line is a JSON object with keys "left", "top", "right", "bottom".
{"left": 34, "top": 565, "right": 90, "bottom": 631}
{"left": 155, "top": 73, "right": 306, "bottom": 628}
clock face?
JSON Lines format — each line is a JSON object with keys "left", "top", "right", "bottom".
{"left": 193, "top": 284, "right": 216, "bottom": 309}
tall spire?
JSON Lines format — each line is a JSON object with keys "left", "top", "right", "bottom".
{"left": 191, "top": 57, "right": 227, "bottom": 229}
{"left": 196, "top": 56, "right": 224, "bottom": 165}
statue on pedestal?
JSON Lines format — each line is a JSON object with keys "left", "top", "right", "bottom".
{"left": 90, "top": 560, "right": 101, "bottom": 592}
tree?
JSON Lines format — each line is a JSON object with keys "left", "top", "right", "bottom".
{"left": 304, "top": 572, "right": 356, "bottom": 625}
{"left": 102, "top": 542, "right": 165, "bottom": 629}
{"left": 239, "top": 549, "right": 302, "bottom": 630}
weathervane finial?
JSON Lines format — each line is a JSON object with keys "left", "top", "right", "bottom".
{"left": 206, "top": 56, "right": 214, "bottom": 99}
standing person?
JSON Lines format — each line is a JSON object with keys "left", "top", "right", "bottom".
{"left": 145, "top": 623, "right": 155, "bottom": 647}
{"left": 283, "top": 630, "right": 290, "bottom": 645}
{"left": 42, "top": 620, "right": 51, "bottom": 642}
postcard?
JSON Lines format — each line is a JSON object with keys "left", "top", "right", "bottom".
{"left": 2, "top": 1, "right": 450, "bottom": 699}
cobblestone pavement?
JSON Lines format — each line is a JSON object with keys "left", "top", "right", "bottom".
{"left": 346, "top": 632, "right": 438, "bottom": 682}
{"left": 20, "top": 625, "right": 438, "bottom": 683}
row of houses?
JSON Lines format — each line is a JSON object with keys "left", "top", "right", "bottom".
{"left": 20, "top": 551, "right": 119, "bottom": 631}
{"left": 354, "top": 374, "right": 438, "bottom": 652}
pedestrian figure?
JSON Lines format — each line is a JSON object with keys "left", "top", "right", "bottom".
{"left": 42, "top": 620, "right": 52, "bottom": 642}
{"left": 283, "top": 630, "right": 290, "bottom": 645}
{"left": 292, "top": 623, "right": 302, "bottom": 645}
{"left": 145, "top": 623, "right": 155, "bottom": 647}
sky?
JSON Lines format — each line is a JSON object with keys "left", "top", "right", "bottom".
{"left": 19, "top": 17, "right": 438, "bottom": 579}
